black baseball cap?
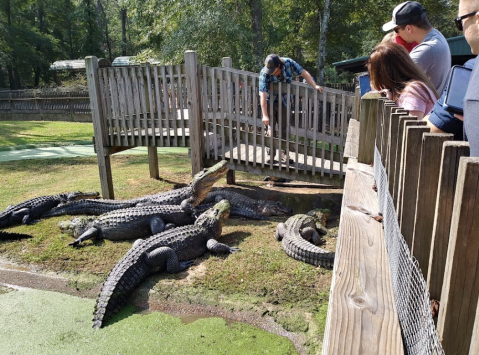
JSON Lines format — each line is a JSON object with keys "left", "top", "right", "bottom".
{"left": 382, "top": 1, "right": 426, "bottom": 31}
{"left": 264, "top": 54, "right": 281, "bottom": 74}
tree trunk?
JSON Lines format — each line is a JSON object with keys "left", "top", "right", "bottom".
{"left": 248, "top": 0, "right": 262, "bottom": 63}
{"left": 317, "top": 0, "right": 331, "bottom": 86}
{"left": 121, "top": 8, "right": 127, "bottom": 55}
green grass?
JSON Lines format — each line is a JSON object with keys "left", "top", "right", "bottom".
{"left": 0, "top": 120, "right": 94, "bottom": 150}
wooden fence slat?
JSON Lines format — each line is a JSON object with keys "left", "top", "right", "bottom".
{"left": 329, "top": 93, "right": 337, "bottom": 178}
{"left": 294, "top": 84, "right": 300, "bottom": 172}
{"left": 387, "top": 112, "right": 407, "bottom": 195}
{"left": 211, "top": 68, "right": 219, "bottom": 159}
{"left": 219, "top": 69, "right": 227, "bottom": 164}
{"left": 123, "top": 67, "right": 136, "bottom": 146}
{"left": 145, "top": 64, "right": 156, "bottom": 146}
{"left": 411, "top": 133, "right": 453, "bottom": 277}
{"left": 243, "top": 73, "right": 250, "bottom": 166}
{"left": 437, "top": 157, "right": 479, "bottom": 355}
{"left": 398, "top": 125, "right": 430, "bottom": 248}
{"left": 108, "top": 68, "right": 122, "bottom": 146}
{"left": 381, "top": 103, "right": 396, "bottom": 165}
{"left": 177, "top": 65, "right": 186, "bottom": 145}
{"left": 168, "top": 65, "right": 178, "bottom": 147}
{"left": 358, "top": 93, "right": 381, "bottom": 164}
{"left": 202, "top": 66, "right": 211, "bottom": 160}
{"left": 339, "top": 94, "right": 347, "bottom": 176}
{"left": 395, "top": 120, "right": 427, "bottom": 223}
{"left": 153, "top": 66, "right": 164, "bottom": 147}
{"left": 427, "top": 141, "right": 470, "bottom": 301}
{"left": 253, "top": 80, "right": 258, "bottom": 167}
{"left": 160, "top": 65, "right": 171, "bottom": 146}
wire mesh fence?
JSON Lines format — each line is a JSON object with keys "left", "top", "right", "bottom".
{"left": 374, "top": 147, "right": 444, "bottom": 355}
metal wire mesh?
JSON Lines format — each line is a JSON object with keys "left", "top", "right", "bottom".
{"left": 374, "top": 147, "right": 444, "bottom": 355}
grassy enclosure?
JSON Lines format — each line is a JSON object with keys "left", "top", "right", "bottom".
{"left": 0, "top": 121, "right": 340, "bottom": 354}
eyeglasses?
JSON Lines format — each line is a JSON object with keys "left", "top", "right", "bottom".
{"left": 393, "top": 26, "right": 405, "bottom": 33}
{"left": 454, "top": 11, "right": 477, "bottom": 31}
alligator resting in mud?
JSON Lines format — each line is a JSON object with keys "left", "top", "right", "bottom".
{"left": 0, "top": 191, "right": 100, "bottom": 229}
{"left": 93, "top": 199, "right": 239, "bottom": 328}
{"left": 59, "top": 205, "right": 196, "bottom": 246}
{"left": 275, "top": 212, "right": 335, "bottom": 269}
{"left": 43, "top": 160, "right": 230, "bottom": 218}
{"left": 192, "top": 189, "right": 293, "bottom": 220}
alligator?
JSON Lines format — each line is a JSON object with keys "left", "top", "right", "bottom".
{"left": 92, "top": 199, "right": 238, "bottom": 328}
{"left": 44, "top": 160, "right": 229, "bottom": 217}
{"left": 0, "top": 191, "right": 99, "bottom": 229}
{"left": 193, "top": 189, "right": 293, "bottom": 219}
{"left": 275, "top": 212, "right": 335, "bottom": 268}
{"left": 0, "top": 230, "right": 33, "bottom": 240}
{"left": 59, "top": 205, "right": 197, "bottom": 247}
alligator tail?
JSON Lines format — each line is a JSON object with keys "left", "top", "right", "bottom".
{"left": 0, "top": 230, "right": 33, "bottom": 240}
{"left": 281, "top": 237, "right": 335, "bottom": 269}
{"left": 93, "top": 251, "right": 149, "bottom": 328}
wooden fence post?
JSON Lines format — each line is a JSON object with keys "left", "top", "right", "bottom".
{"left": 427, "top": 141, "right": 470, "bottom": 301}
{"left": 85, "top": 56, "right": 115, "bottom": 199}
{"left": 437, "top": 157, "right": 479, "bottom": 355}
{"left": 398, "top": 124, "right": 429, "bottom": 248}
{"left": 185, "top": 50, "right": 203, "bottom": 176}
{"left": 387, "top": 112, "right": 408, "bottom": 195}
{"left": 221, "top": 57, "right": 235, "bottom": 184}
{"left": 411, "top": 133, "right": 453, "bottom": 277}
{"left": 357, "top": 92, "right": 382, "bottom": 164}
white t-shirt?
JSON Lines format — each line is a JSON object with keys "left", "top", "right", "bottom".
{"left": 396, "top": 81, "right": 437, "bottom": 116}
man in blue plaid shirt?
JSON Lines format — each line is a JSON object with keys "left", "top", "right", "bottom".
{"left": 259, "top": 54, "right": 323, "bottom": 162}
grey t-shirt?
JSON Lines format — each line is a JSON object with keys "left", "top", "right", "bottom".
{"left": 410, "top": 28, "right": 451, "bottom": 93}
{"left": 464, "top": 59, "right": 479, "bottom": 157}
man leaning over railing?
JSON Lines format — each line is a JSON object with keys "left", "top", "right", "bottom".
{"left": 259, "top": 54, "right": 323, "bottom": 164}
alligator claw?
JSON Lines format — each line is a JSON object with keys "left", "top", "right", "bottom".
{"left": 68, "top": 240, "right": 80, "bottom": 247}
{"left": 179, "top": 260, "right": 195, "bottom": 270}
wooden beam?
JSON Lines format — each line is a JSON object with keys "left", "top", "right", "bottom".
{"left": 357, "top": 93, "right": 382, "bottom": 164}
{"left": 437, "top": 157, "right": 479, "bottom": 355}
{"left": 85, "top": 56, "right": 114, "bottom": 199}
{"left": 322, "top": 158, "right": 403, "bottom": 355}
{"left": 222, "top": 57, "right": 235, "bottom": 184}
{"left": 148, "top": 146, "right": 159, "bottom": 179}
{"left": 427, "top": 141, "right": 470, "bottom": 301}
{"left": 185, "top": 51, "right": 203, "bottom": 176}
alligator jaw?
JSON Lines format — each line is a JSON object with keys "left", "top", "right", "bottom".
{"left": 188, "top": 160, "right": 229, "bottom": 206}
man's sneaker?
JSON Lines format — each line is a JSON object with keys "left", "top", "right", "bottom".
{"left": 281, "top": 151, "right": 294, "bottom": 164}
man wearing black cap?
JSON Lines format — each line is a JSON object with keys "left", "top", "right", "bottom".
{"left": 259, "top": 54, "right": 323, "bottom": 163}
{"left": 383, "top": 1, "right": 451, "bottom": 92}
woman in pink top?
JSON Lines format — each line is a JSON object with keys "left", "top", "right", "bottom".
{"left": 367, "top": 42, "right": 438, "bottom": 120}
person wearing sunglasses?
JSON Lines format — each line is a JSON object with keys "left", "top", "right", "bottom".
{"left": 383, "top": 2, "right": 451, "bottom": 93}
{"left": 456, "top": 0, "right": 479, "bottom": 157}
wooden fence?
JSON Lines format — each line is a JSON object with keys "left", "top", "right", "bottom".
{"left": 86, "top": 52, "right": 356, "bottom": 198}
{"left": 332, "top": 93, "right": 479, "bottom": 354}
{"left": 0, "top": 89, "right": 91, "bottom": 121}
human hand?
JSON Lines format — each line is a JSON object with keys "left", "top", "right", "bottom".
{"left": 315, "top": 85, "right": 323, "bottom": 93}
{"left": 262, "top": 115, "right": 270, "bottom": 126}
{"left": 454, "top": 113, "right": 464, "bottom": 121}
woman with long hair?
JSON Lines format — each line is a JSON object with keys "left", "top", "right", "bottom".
{"left": 367, "top": 42, "right": 439, "bottom": 120}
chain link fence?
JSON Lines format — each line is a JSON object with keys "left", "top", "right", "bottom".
{"left": 374, "top": 147, "right": 444, "bottom": 355}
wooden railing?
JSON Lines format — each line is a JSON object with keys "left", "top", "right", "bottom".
{"left": 86, "top": 52, "right": 356, "bottom": 198}
{"left": 327, "top": 92, "right": 479, "bottom": 354}
{"left": 0, "top": 89, "right": 91, "bottom": 121}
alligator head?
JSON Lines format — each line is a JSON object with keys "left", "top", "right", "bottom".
{"left": 184, "top": 160, "right": 229, "bottom": 208}
{"left": 195, "top": 199, "right": 231, "bottom": 231}
{"left": 58, "top": 216, "right": 96, "bottom": 237}
{"left": 257, "top": 201, "right": 293, "bottom": 217}
{"left": 60, "top": 191, "right": 100, "bottom": 203}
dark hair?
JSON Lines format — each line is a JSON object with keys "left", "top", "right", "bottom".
{"left": 410, "top": 16, "right": 432, "bottom": 30}
{"left": 367, "top": 42, "right": 438, "bottom": 102}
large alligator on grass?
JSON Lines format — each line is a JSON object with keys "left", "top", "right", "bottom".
{"left": 0, "top": 231, "right": 33, "bottom": 240}
{"left": 59, "top": 205, "right": 197, "bottom": 246}
{"left": 93, "top": 199, "right": 238, "bottom": 328}
{"left": 275, "top": 212, "right": 335, "bottom": 268}
{"left": 44, "top": 161, "right": 229, "bottom": 218}
{"left": 0, "top": 191, "right": 99, "bottom": 229}
{"left": 194, "top": 189, "right": 293, "bottom": 220}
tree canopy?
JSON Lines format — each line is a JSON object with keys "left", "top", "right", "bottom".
{"left": 0, "top": 0, "right": 459, "bottom": 89}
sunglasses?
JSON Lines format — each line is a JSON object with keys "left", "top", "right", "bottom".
{"left": 455, "top": 11, "right": 477, "bottom": 31}
{"left": 393, "top": 26, "right": 405, "bottom": 33}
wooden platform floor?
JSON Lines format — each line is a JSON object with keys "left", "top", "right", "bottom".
{"left": 208, "top": 142, "right": 345, "bottom": 177}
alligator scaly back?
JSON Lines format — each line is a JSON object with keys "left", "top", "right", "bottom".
{"left": 93, "top": 199, "right": 238, "bottom": 328}
{"left": 275, "top": 213, "right": 335, "bottom": 268}
{"left": 0, "top": 191, "right": 99, "bottom": 229}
